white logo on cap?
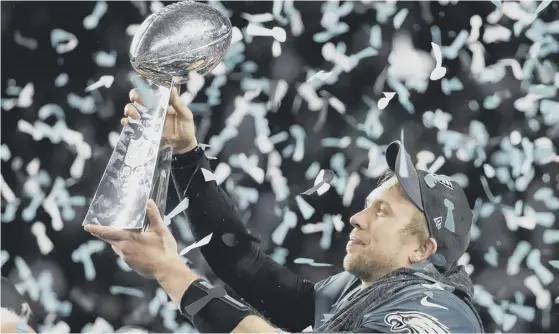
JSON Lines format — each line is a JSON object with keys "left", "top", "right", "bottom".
{"left": 439, "top": 179, "right": 453, "bottom": 189}
{"left": 433, "top": 217, "right": 443, "bottom": 229}
{"left": 428, "top": 173, "right": 454, "bottom": 190}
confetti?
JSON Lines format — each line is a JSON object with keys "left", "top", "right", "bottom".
{"left": 93, "top": 50, "right": 117, "bottom": 67}
{"left": 71, "top": 240, "right": 106, "bottom": 281}
{"left": 14, "top": 30, "right": 38, "bottom": 50}
{"left": 320, "top": 215, "right": 334, "bottom": 250}
{"left": 50, "top": 29, "right": 78, "bottom": 54}
{"left": 377, "top": 92, "right": 396, "bottom": 110}
{"left": 17, "top": 83, "right": 34, "bottom": 108}
{"left": 200, "top": 167, "right": 217, "bottom": 182}
{"left": 271, "top": 210, "right": 297, "bottom": 246}
{"left": 429, "top": 42, "right": 447, "bottom": 80}
{"left": 30, "top": 222, "right": 54, "bottom": 255}
{"left": 301, "top": 169, "right": 334, "bottom": 196}
{"left": 109, "top": 286, "right": 144, "bottom": 298}
{"left": 526, "top": 249, "right": 554, "bottom": 285}
{"left": 1, "top": 250, "right": 9, "bottom": 268}
{"left": 164, "top": 197, "right": 189, "bottom": 225}
{"left": 270, "top": 247, "right": 289, "bottom": 265}
{"left": 85, "top": 75, "right": 115, "bottom": 92}
{"left": 524, "top": 276, "right": 551, "bottom": 309}
{"left": 295, "top": 195, "right": 315, "bottom": 220}
{"left": 483, "top": 246, "right": 499, "bottom": 267}
{"left": 67, "top": 93, "right": 96, "bottom": 114}
{"left": 83, "top": 317, "right": 114, "bottom": 334}
{"left": 5, "top": 2, "right": 559, "bottom": 331}
{"left": 54, "top": 73, "right": 69, "bottom": 87}
{"left": 83, "top": 1, "right": 108, "bottom": 30}
{"left": 293, "top": 258, "right": 332, "bottom": 267}
{"left": 179, "top": 233, "right": 213, "bottom": 256}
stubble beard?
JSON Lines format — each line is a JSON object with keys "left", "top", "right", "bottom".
{"left": 343, "top": 248, "right": 396, "bottom": 282}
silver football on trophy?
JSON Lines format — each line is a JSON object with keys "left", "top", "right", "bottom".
{"left": 129, "top": 0, "right": 232, "bottom": 86}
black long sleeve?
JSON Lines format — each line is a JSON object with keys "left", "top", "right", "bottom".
{"left": 170, "top": 147, "right": 315, "bottom": 332}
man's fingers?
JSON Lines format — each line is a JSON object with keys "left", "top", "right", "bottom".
{"left": 121, "top": 118, "right": 128, "bottom": 127}
{"left": 129, "top": 89, "right": 144, "bottom": 105}
{"left": 145, "top": 199, "right": 167, "bottom": 233}
{"left": 111, "top": 244, "right": 124, "bottom": 258}
{"left": 167, "top": 105, "right": 177, "bottom": 115}
{"left": 85, "top": 224, "right": 129, "bottom": 242}
{"left": 124, "top": 103, "right": 141, "bottom": 120}
{"left": 170, "top": 87, "right": 193, "bottom": 120}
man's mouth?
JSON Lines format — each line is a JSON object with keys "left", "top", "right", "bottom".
{"left": 349, "top": 236, "right": 365, "bottom": 245}
{"left": 347, "top": 236, "right": 365, "bottom": 248}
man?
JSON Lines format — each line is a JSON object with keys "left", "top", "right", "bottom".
{"left": 86, "top": 88, "right": 484, "bottom": 333}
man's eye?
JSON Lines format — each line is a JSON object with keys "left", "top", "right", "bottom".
{"left": 377, "top": 206, "right": 389, "bottom": 216}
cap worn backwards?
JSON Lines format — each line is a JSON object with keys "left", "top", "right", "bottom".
{"left": 385, "top": 141, "right": 473, "bottom": 268}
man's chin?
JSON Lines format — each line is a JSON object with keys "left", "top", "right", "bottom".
{"left": 342, "top": 253, "right": 356, "bottom": 272}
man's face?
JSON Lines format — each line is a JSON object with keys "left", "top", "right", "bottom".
{"left": 343, "top": 177, "right": 423, "bottom": 282}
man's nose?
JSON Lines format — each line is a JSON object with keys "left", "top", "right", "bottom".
{"left": 349, "top": 213, "right": 365, "bottom": 230}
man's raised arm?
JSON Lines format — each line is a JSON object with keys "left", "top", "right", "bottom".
{"left": 170, "top": 147, "right": 315, "bottom": 331}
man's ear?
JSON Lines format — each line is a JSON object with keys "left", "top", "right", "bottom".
{"left": 409, "top": 238, "right": 438, "bottom": 264}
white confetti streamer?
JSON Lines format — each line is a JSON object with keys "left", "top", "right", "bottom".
{"left": 524, "top": 275, "right": 551, "bottom": 309}
{"left": 179, "top": 233, "right": 213, "bottom": 256}
{"left": 31, "top": 221, "right": 54, "bottom": 255}
{"left": 164, "top": 197, "right": 189, "bottom": 225}
{"left": 50, "top": 29, "right": 79, "bottom": 54}
{"left": 430, "top": 42, "right": 447, "bottom": 80}
{"left": 14, "top": 30, "right": 38, "bottom": 50}
{"left": 83, "top": 1, "right": 108, "bottom": 30}
{"left": 17, "top": 83, "right": 34, "bottom": 108}
{"left": 200, "top": 167, "right": 216, "bottom": 182}
{"left": 109, "top": 286, "right": 144, "bottom": 298}
{"left": 0, "top": 250, "right": 9, "bottom": 268}
{"left": 85, "top": 75, "right": 114, "bottom": 92}
{"left": 293, "top": 257, "right": 332, "bottom": 267}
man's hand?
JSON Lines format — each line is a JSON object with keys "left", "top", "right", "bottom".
{"left": 85, "top": 200, "right": 180, "bottom": 279}
{"left": 122, "top": 87, "right": 198, "bottom": 154}
{"left": 85, "top": 203, "right": 285, "bottom": 332}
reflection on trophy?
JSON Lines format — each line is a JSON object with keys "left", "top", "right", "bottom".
{"left": 83, "top": 1, "right": 232, "bottom": 229}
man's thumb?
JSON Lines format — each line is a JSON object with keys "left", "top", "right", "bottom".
{"left": 146, "top": 200, "right": 166, "bottom": 232}
{"left": 169, "top": 87, "right": 192, "bottom": 120}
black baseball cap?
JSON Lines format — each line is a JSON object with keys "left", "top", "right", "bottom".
{"left": 385, "top": 141, "right": 473, "bottom": 268}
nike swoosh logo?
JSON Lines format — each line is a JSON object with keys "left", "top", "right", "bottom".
{"left": 321, "top": 313, "right": 333, "bottom": 323}
{"left": 420, "top": 296, "right": 449, "bottom": 310}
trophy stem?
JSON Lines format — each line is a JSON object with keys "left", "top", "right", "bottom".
{"left": 143, "top": 81, "right": 181, "bottom": 230}
{"left": 83, "top": 77, "right": 179, "bottom": 229}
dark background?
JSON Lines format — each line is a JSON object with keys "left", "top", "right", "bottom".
{"left": 1, "top": 1, "right": 558, "bottom": 332}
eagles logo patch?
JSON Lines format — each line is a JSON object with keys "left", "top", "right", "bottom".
{"left": 384, "top": 311, "right": 450, "bottom": 333}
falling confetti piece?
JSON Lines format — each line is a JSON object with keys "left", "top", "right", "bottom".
{"left": 429, "top": 42, "right": 447, "bottom": 80}
{"left": 4, "top": 2, "right": 559, "bottom": 332}
{"left": 31, "top": 221, "right": 54, "bottom": 255}
{"left": 200, "top": 167, "right": 217, "bottom": 182}
{"left": 164, "top": 197, "right": 189, "bottom": 225}
{"left": 301, "top": 169, "right": 334, "bottom": 196}
{"left": 93, "top": 50, "right": 117, "bottom": 67}
{"left": 295, "top": 195, "right": 315, "bottom": 220}
{"left": 14, "top": 30, "right": 38, "bottom": 50}
{"left": 179, "top": 233, "right": 213, "bottom": 256}
{"left": 85, "top": 75, "right": 114, "bottom": 92}
{"left": 83, "top": 1, "right": 108, "bottom": 30}
{"left": 377, "top": 92, "right": 396, "bottom": 110}
{"left": 293, "top": 257, "right": 333, "bottom": 267}
{"left": 50, "top": 28, "right": 78, "bottom": 54}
